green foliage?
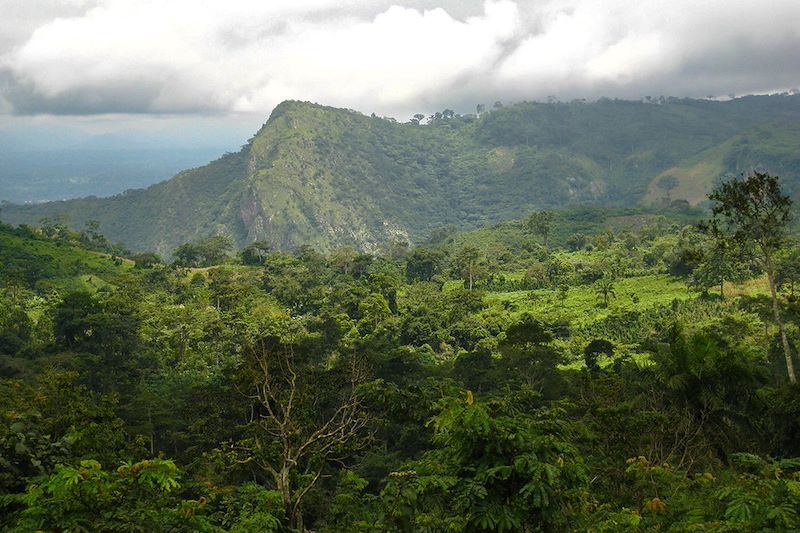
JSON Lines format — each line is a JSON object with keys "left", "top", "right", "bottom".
{"left": 240, "top": 240, "right": 272, "bottom": 265}
{"left": 318, "top": 470, "right": 381, "bottom": 532}
{"left": 174, "top": 234, "right": 234, "bottom": 267}
{"left": 0, "top": 371, "right": 126, "bottom": 497}
{"left": 12, "top": 458, "right": 212, "bottom": 532}
{"left": 4, "top": 201, "right": 800, "bottom": 531}
{"left": 594, "top": 276, "right": 617, "bottom": 307}
{"left": 218, "top": 482, "right": 285, "bottom": 532}
{"left": 705, "top": 172, "right": 797, "bottom": 383}
{"left": 706, "top": 172, "right": 792, "bottom": 261}
{"left": 527, "top": 210, "right": 555, "bottom": 249}
{"left": 406, "top": 247, "right": 446, "bottom": 283}
{"left": 0, "top": 223, "right": 130, "bottom": 292}
{"left": 382, "top": 391, "right": 587, "bottom": 532}
{"left": 775, "top": 244, "right": 800, "bottom": 298}
{"left": 5, "top": 95, "right": 800, "bottom": 254}
{"left": 690, "top": 238, "right": 748, "bottom": 296}
{"left": 593, "top": 453, "right": 800, "bottom": 532}
{"left": 131, "top": 252, "right": 163, "bottom": 268}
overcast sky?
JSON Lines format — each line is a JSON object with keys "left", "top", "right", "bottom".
{"left": 1, "top": 0, "right": 799, "bottom": 140}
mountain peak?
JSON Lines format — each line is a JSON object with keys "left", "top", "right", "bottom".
{"left": 3, "top": 95, "right": 799, "bottom": 255}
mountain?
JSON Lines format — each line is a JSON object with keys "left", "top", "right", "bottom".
{"left": 2, "top": 95, "right": 800, "bottom": 255}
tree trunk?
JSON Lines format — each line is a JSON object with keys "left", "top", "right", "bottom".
{"left": 147, "top": 406, "right": 154, "bottom": 455}
{"left": 276, "top": 467, "right": 296, "bottom": 530}
{"left": 766, "top": 257, "right": 796, "bottom": 383}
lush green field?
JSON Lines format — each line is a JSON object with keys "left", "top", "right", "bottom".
{"left": 485, "top": 273, "right": 693, "bottom": 326}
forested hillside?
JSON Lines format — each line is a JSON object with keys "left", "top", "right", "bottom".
{"left": 3, "top": 174, "right": 800, "bottom": 530}
{"left": 3, "top": 94, "right": 800, "bottom": 255}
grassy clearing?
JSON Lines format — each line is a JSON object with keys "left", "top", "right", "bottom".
{"left": 644, "top": 139, "right": 731, "bottom": 206}
{"left": 485, "top": 274, "right": 694, "bottom": 327}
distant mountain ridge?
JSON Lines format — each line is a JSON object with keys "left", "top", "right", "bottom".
{"left": 3, "top": 95, "right": 800, "bottom": 255}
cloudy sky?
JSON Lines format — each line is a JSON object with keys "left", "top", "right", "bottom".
{"left": 1, "top": 0, "right": 799, "bottom": 140}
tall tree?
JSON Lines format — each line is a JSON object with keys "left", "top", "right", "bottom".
{"left": 405, "top": 247, "right": 445, "bottom": 283}
{"left": 330, "top": 245, "right": 358, "bottom": 276}
{"left": 238, "top": 337, "right": 370, "bottom": 530}
{"left": 705, "top": 172, "right": 796, "bottom": 383}
{"left": 690, "top": 238, "right": 745, "bottom": 297}
{"left": 453, "top": 245, "right": 483, "bottom": 290}
{"left": 527, "top": 211, "right": 554, "bottom": 250}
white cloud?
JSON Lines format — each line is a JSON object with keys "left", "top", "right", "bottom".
{"left": 1, "top": 0, "right": 799, "bottom": 119}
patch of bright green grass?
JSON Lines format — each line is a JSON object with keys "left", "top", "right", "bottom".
{"left": 485, "top": 274, "right": 694, "bottom": 328}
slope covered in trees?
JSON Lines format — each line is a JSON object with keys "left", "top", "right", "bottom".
{"left": 3, "top": 176, "right": 800, "bottom": 530}
{"left": 3, "top": 94, "right": 800, "bottom": 255}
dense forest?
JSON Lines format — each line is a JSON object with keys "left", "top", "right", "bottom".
{"left": 2, "top": 173, "right": 800, "bottom": 531}
{"left": 3, "top": 94, "right": 800, "bottom": 255}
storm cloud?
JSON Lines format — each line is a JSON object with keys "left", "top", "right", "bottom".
{"left": 1, "top": 0, "right": 799, "bottom": 120}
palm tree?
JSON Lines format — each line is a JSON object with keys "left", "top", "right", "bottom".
{"left": 594, "top": 276, "right": 616, "bottom": 307}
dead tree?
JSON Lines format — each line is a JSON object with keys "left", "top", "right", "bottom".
{"left": 237, "top": 337, "right": 370, "bottom": 531}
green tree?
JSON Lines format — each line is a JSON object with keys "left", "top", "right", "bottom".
{"left": 330, "top": 245, "right": 359, "bottom": 276}
{"left": 651, "top": 327, "right": 767, "bottom": 463}
{"left": 173, "top": 242, "right": 202, "bottom": 267}
{"left": 359, "top": 293, "right": 392, "bottom": 330}
{"left": 173, "top": 235, "right": 233, "bottom": 267}
{"left": 38, "top": 215, "right": 71, "bottom": 241}
{"left": 197, "top": 234, "right": 233, "bottom": 266}
{"left": 556, "top": 279, "right": 570, "bottom": 307}
{"left": 51, "top": 291, "right": 142, "bottom": 393}
{"left": 594, "top": 275, "right": 616, "bottom": 307}
{"left": 527, "top": 211, "right": 554, "bottom": 250}
{"left": 0, "top": 301, "right": 32, "bottom": 358}
{"left": 497, "top": 314, "right": 563, "bottom": 394}
{"left": 452, "top": 245, "right": 484, "bottom": 290}
{"left": 705, "top": 172, "right": 796, "bottom": 383}
{"left": 405, "top": 248, "right": 445, "bottom": 283}
{"left": 241, "top": 240, "right": 271, "bottom": 265}
{"left": 0, "top": 371, "right": 126, "bottom": 497}
{"left": 12, "top": 459, "right": 211, "bottom": 532}
{"left": 131, "top": 252, "right": 162, "bottom": 269}
{"left": 583, "top": 339, "right": 614, "bottom": 375}
{"left": 545, "top": 256, "right": 574, "bottom": 289}
{"left": 381, "top": 391, "right": 587, "bottom": 532}
{"left": 690, "top": 239, "right": 744, "bottom": 297}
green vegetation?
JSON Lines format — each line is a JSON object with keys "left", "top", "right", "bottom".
{"left": 3, "top": 94, "right": 800, "bottom": 255}
{"left": 0, "top": 223, "right": 131, "bottom": 293}
{"left": 3, "top": 173, "right": 800, "bottom": 531}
